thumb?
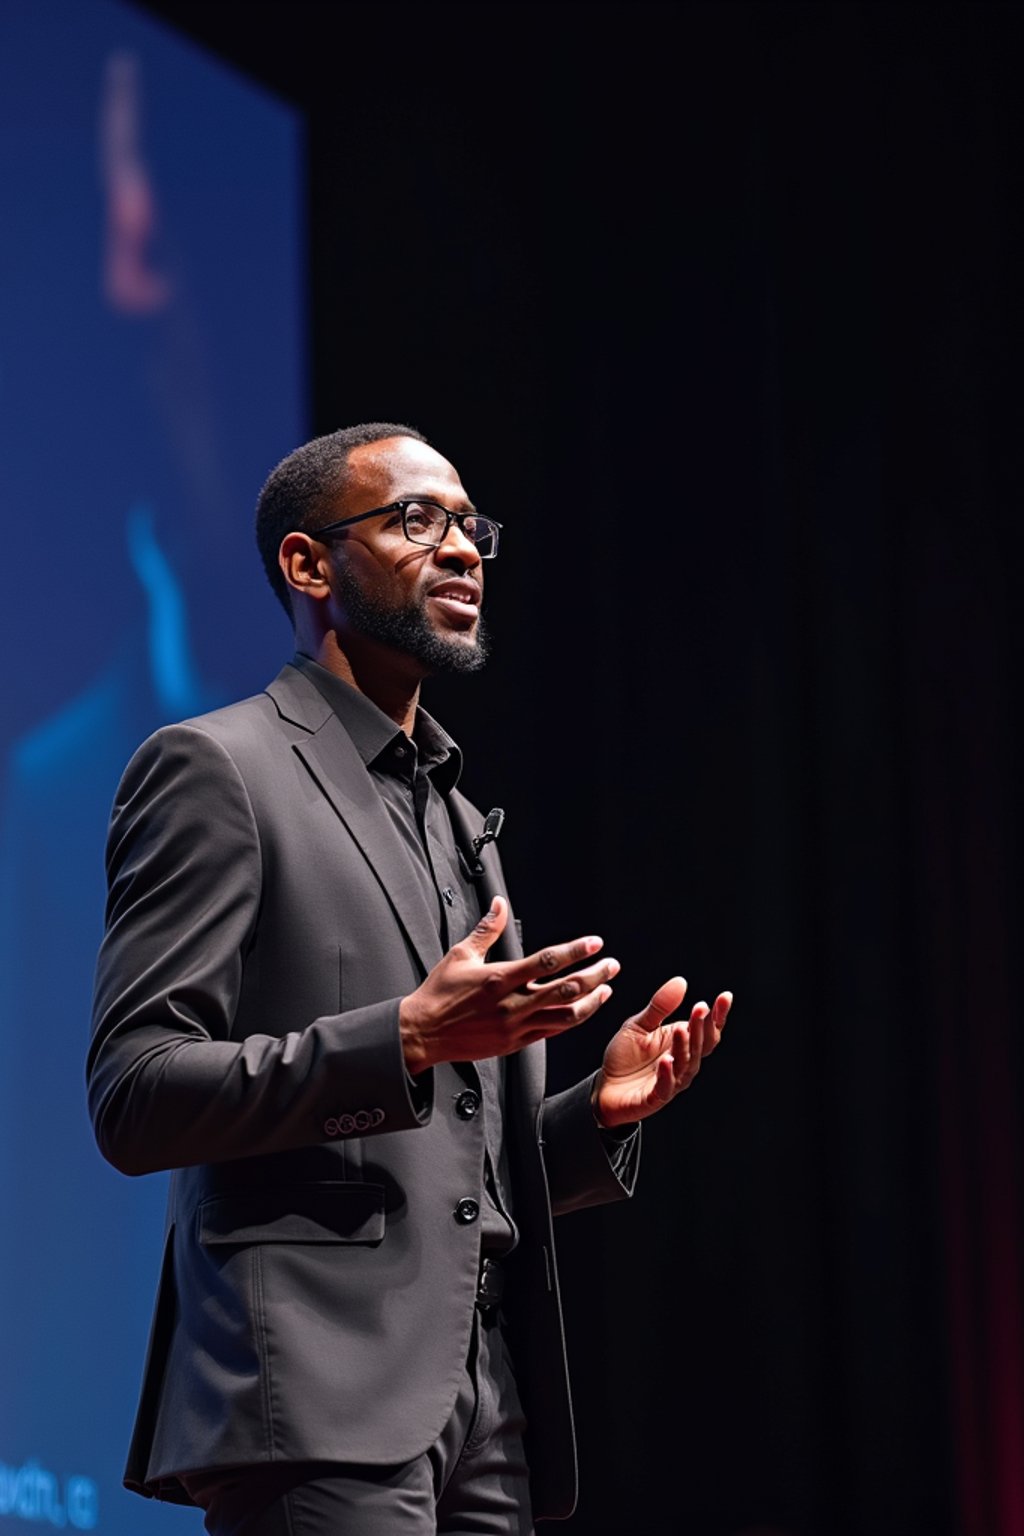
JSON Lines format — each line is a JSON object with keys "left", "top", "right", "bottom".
{"left": 464, "top": 895, "right": 508, "bottom": 956}
{"left": 635, "top": 975, "right": 688, "bottom": 1032}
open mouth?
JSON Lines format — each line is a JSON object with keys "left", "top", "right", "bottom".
{"left": 427, "top": 581, "right": 481, "bottom": 622}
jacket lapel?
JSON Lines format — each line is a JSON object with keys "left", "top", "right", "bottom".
{"left": 267, "top": 667, "right": 444, "bottom": 978}
{"left": 446, "top": 791, "right": 545, "bottom": 1121}
{"left": 446, "top": 792, "right": 522, "bottom": 965}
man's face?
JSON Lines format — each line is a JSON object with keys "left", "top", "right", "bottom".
{"left": 323, "top": 436, "right": 489, "bottom": 675}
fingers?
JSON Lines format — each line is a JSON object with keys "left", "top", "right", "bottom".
{"left": 687, "top": 1004, "right": 707, "bottom": 1066}
{"left": 639, "top": 1005, "right": 706, "bottom": 1111}
{"left": 704, "top": 991, "right": 732, "bottom": 1055}
{"left": 654, "top": 1050, "right": 678, "bottom": 1105}
{"left": 462, "top": 902, "right": 603, "bottom": 986}
{"left": 526, "top": 954, "right": 620, "bottom": 1002}
{"left": 502, "top": 932, "right": 607, "bottom": 991}
{"left": 517, "top": 959, "right": 619, "bottom": 1034}
{"left": 474, "top": 945, "right": 618, "bottom": 1029}
{"left": 637, "top": 980, "right": 732, "bottom": 1051}
{"left": 522, "top": 982, "right": 615, "bottom": 1041}
{"left": 661, "top": 993, "right": 729, "bottom": 1099}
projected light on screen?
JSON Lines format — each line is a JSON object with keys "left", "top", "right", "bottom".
{"left": 0, "top": 2, "right": 305, "bottom": 1530}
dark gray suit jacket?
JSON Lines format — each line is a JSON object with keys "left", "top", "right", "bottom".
{"left": 87, "top": 663, "right": 638, "bottom": 1519}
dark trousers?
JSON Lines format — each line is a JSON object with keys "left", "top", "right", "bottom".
{"left": 181, "top": 1307, "right": 534, "bottom": 1536}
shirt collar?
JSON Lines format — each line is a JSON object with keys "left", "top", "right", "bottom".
{"left": 291, "top": 653, "right": 463, "bottom": 793}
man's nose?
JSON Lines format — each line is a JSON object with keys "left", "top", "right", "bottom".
{"left": 435, "top": 519, "right": 481, "bottom": 569}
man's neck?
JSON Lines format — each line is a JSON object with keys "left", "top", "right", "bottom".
{"left": 300, "top": 630, "right": 421, "bottom": 735}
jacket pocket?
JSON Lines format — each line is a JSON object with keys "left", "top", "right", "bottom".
{"left": 197, "top": 1182, "right": 386, "bottom": 1246}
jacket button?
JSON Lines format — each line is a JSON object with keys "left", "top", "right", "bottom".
{"left": 454, "top": 1197, "right": 480, "bottom": 1225}
{"left": 455, "top": 1090, "right": 480, "bottom": 1121}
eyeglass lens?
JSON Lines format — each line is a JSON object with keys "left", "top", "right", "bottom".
{"left": 403, "top": 502, "right": 499, "bottom": 557}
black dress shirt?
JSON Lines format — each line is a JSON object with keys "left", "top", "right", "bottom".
{"left": 292, "top": 653, "right": 517, "bottom": 1256}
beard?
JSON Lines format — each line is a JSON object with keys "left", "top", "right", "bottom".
{"left": 335, "top": 563, "right": 490, "bottom": 675}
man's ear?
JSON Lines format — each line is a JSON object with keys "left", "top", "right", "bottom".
{"left": 279, "top": 531, "right": 332, "bottom": 604}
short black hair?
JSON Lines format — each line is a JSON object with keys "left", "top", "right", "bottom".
{"left": 255, "top": 421, "right": 429, "bottom": 615}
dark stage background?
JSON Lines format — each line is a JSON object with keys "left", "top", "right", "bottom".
{"left": 18, "top": 2, "right": 1024, "bottom": 1533}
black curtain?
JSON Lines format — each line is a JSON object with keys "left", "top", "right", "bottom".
{"left": 137, "top": 4, "right": 1024, "bottom": 1532}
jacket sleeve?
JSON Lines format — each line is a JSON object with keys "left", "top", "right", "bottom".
{"left": 87, "top": 722, "right": 431, "bottom": 1177}
{"left": 541, "top": 1074, "right": 640, "bottom": 1217}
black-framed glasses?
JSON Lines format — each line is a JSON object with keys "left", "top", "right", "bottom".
{"left": 309, "top": 499, "right": 502, "bottom": 559}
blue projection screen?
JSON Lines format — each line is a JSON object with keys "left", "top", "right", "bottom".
{"left": 0, "top": 2, "right": 305, "bottom": 1529}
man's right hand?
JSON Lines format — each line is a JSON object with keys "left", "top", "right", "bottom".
{"left": 399, "top": 896, "right": 619, "bottom": 1073}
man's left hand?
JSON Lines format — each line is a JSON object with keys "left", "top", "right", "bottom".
{"left": 591, "top": 977, "right": 732, "bottom": 1129}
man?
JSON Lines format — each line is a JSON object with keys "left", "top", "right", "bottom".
{"left": 88, "top": 422, "right": 732, "bottom": 1535}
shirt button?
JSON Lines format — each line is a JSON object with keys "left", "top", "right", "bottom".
{"left": 394, "top": 745, "right": 406, "bottom": 759}
{"left": 454, "top": 1197, "right": 480, "bottom": 1225}
{"left": 442, "top": 887, "right": 456, "bottom": 906}
{"left": 455, "top": 1090, "right": 480, "bottom": 1121}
